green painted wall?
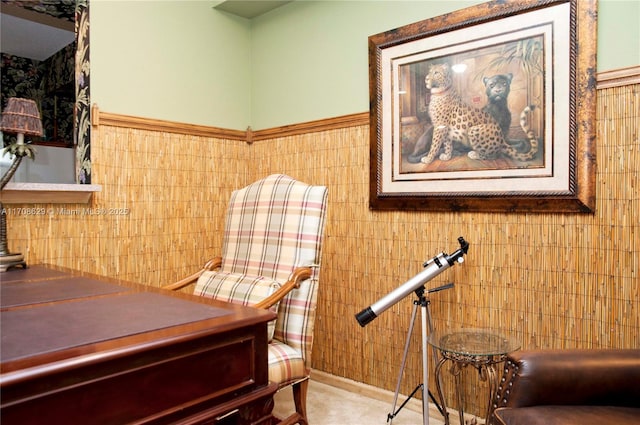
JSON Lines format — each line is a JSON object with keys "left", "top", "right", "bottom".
{"left": 91, "top": 0, "right": 640, "bottom": 131}
{"left": 91, "top": 0, "right": 252, "bottom": 129}
{"left": 250, "top": 0, "right": 481, "bottom": 129}
{"left": 598, "top": 0, "right": 640, "bottom": 70}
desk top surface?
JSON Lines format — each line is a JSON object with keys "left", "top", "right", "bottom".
{"left": 0, "top": 265, "right": 275, "bottom": 374}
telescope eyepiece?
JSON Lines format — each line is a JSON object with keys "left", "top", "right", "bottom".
{"left": 458, "top": 236, "right": 469, "bottom": 253}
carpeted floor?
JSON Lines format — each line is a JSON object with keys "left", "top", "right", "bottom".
{"left": 273, "top": 377, "right": 473, "bottom": 425}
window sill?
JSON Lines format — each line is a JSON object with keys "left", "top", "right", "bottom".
{"left": 0, "top": 183, "right": 102, "bottom": 204}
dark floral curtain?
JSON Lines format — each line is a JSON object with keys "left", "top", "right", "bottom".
{"left": 42, "top": 43, "right": 76, "bottom": 145}
{"left": 0, "top": 55, "right": 42, "bottom": 102}
{"left": 75, "top": 0, "right": 90, "bottom": 184}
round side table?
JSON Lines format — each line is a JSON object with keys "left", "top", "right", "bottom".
{"left": 428, "top": 328, "right": 520, "bottom": 425}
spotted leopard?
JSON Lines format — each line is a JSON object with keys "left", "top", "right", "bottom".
{"left": 420, "top": 63, "right": 538, "bottom": 164}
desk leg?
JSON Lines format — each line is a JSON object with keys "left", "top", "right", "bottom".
{"left": 433, "top": 357, "right": 450, "bottom": 425}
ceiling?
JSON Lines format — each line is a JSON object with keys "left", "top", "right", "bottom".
{"left": 0, "top": 0, "right": 291, "bottom": 61}
{"left": 0, "top": 2, "right": 74, "bottom": 61}
{"left": 213, "top": 0, "right": 292, "bottom": 19}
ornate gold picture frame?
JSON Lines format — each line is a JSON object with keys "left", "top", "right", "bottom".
{"left": 369, "top": 0, "right": 597, "bottom": 212}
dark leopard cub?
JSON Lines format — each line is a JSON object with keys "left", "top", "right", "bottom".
{"left": 482, "top": 73, "right": 513, "bottom": 138}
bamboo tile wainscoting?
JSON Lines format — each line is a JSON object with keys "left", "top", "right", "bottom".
{"left": 6, "top": 67, "right": 639, "bottom": 417}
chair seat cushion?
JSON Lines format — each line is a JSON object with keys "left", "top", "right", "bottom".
{"left": 268, "top": 339, "right": 307, "bottom": 385}
{"left": 493, "top": 406, "right": 640, "bottom": 425}
{"left": 194, "top": 270, "right": 281, "bottom": 340}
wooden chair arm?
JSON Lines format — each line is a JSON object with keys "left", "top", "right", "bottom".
{"left": 254, "top": 267, "right": 312, "bottom": 309}
{"left": 162, "top": 257, "right": 222, "bottom": 291}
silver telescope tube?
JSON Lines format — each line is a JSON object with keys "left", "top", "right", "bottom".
{"left": 355, "top": 253, "right": 451, "bottom": 327}
{"left": 356, "top": 237, "right": 469, "bottom": 327}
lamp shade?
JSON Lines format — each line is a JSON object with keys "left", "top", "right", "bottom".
{"left": 1, "top": 97, "right": 43, "bottom": 137}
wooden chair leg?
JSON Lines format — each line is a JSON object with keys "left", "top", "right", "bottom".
{"left": 292, "top": 378, "right": 309, "bottom": 425}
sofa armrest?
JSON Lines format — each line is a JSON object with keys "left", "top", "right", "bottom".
{"left": 494, "top": 349, "right": 640, "bottom": 410}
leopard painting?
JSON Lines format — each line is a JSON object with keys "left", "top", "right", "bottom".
{"left": 420, "top": 63, "right": 538, "bottom": 165}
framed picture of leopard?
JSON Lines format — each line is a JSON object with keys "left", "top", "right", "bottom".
{"left": 369, "top": 0, "right": 597, "bottom": 213}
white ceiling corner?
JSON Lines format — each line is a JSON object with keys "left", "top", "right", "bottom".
{"left": 213, "top": 0, "right": 293, "bottom": 19}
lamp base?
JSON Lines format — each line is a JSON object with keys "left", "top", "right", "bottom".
{"left": 0, "top": 252, "right": 27, "bottom": 272}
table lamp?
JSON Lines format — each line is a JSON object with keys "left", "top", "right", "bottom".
{"left": 0, "top": 97, "right": 42, "bottom": 272}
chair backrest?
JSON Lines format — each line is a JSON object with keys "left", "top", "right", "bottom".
{"left": 220, "top": 174, "right": 328, "bottom": 362}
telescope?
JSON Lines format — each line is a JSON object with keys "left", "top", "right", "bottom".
{"left": 356, "top": 237, "right": 469, "bottom": 327}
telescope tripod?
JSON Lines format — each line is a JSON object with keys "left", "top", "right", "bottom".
{"left": 387, "top": 284, "right": 451, "bottom": 425}
{"left": 355, "top": 237, "right": 468, "bottom": 423}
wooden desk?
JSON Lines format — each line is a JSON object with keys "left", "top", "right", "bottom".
{"left": 0, "top": 265, "right": 277, "bottom": 425}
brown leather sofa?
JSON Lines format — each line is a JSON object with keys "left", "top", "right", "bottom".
{"left": 492, "top": 348, "right": 640, "bottom": 425}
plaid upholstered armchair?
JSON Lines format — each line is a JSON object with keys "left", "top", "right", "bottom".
{"left": 164, "top": 174, "right": 328, "bottom": 425}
